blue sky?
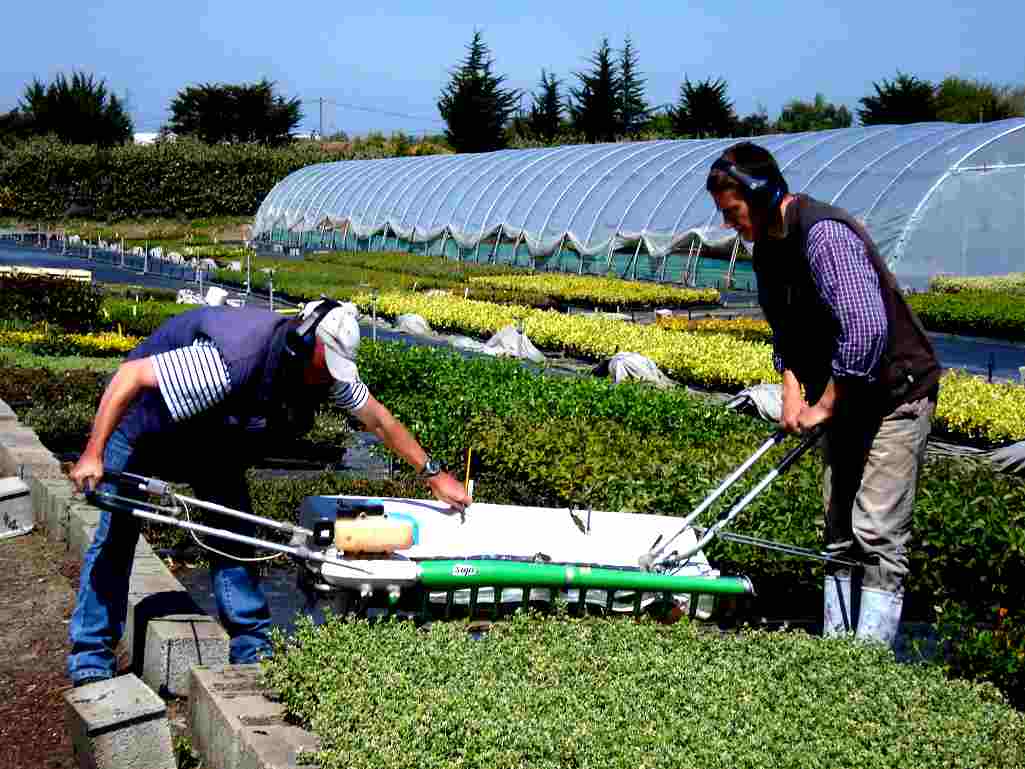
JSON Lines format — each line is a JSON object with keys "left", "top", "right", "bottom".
{"left": 3, "top": 0, "right": 1023, "bottom": 138}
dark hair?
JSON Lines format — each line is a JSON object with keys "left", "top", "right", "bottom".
{"left": 705, "top": 142, "right": 789, "bottom": 205}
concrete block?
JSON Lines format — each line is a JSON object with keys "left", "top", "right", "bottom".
{"left": 29, "top": 475, "right": 49, "bottom": 525}
{"left": 131, "top": 553, "right": 175, "bottom": 577}
{"left": 191, "top": 666, "right": 294, "bottom": 769}
{"left": 0, "top": 426, "right": 44, "bottom": 450}
{"left": 142, "top": 616, "right": 229, "bottom": 697}
{"left": 47, "top": 481, "right": 75, "bottom": 536}
{"left": 6, "top": 448, "right": 63, "bottom": 480}
{"left": 42, "top": 479, "right": 74, "bottom": 539}
{"left": 124, "top": 587, "right": 203, "bottom": 673}
{"left": 0, "top": 476, "right": 33, "bottom": 537}
{"left": 64, "top": 673, "right": 175, "bottom": 769}
{"left": 68, "top": 516, "right": 99, "bottom": 560}
{"left": 239, "top": 724, "right": 321, "bottom": 769}
{"left": 0, "top": 398, "right": 16, "bottom": 423}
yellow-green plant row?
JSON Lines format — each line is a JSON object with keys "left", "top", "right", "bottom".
{"left": 657, "top": 315, "right": 774, "bottom": 343}
{"left": 357, "top": 291, "right": 777, "bottom": 390}
{"left": 353, "top": 291, "right": 1025, "bottom": 444}
{"left": 934, "top": 369, "right": 1025, "bottom": 444}
{"left": 469, "top": 274, "right": 719, "bottom": 308}
{"left": 930, "top": 273, "right": 1025, "bottom": 294}
{"left": 0, "top": 330, "right": 140, "bottom": 356}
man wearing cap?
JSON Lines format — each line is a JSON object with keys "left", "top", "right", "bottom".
{"left": 67, "top": 301, "right": 470, "bottom": 687}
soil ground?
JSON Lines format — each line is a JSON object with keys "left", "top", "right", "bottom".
{"left": 0, "top": 530, "right": 81, "bottom": 769}
{"left": 0, "top": 530, "right": 203, "bottom": 768}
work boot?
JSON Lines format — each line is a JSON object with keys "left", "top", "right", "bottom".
{"left": 822, "top": 574, "right": 853, "bottom": 636}
{"left": 855, "top": 587, "right": 903, "bottom": 648}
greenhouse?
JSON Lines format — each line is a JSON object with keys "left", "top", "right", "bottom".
{"left": 252, "top": 118, "right": 1025, "bottom": 290}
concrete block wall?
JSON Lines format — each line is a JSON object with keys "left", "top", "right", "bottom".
{"left": 3, "top": 396, "right": 307, "bottom": 769}
{"left": 0, "top": 396, "right": 229, "bottom": 692}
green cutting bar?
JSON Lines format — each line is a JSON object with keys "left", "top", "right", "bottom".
{"left": 418, "top": 560, "right": 754, "bottom": 596}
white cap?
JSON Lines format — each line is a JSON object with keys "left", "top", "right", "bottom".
{"left": 300, "top": 300, "right": 361, "bottom": 382}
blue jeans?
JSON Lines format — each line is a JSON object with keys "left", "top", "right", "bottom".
{"left": 67, "top": 430, "right": 273, "bottom": 684}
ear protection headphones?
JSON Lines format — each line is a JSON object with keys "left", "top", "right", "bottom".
{"left": 710, "top": 156, "right": 785, "bottom": 210}
{"left": 285, "top": 297, "right": 342, "bottom": 362}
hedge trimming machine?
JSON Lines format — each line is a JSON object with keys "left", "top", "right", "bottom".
{"left": 85, "top": 428, "right": 845, "bottom": 621}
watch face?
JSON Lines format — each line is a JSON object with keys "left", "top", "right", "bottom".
{"left": 423, "top": 459, "right": 442, "bottom": 477}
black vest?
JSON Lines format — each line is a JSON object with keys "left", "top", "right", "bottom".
{"left": 754, "top": 195, "right": 940, "bottom": 411}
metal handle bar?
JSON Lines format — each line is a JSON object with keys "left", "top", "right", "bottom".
{"left": 640, "top": 426, "right": 824, "bottom": 569}
{"left": 85, "top": 486, "right": 371, "bottom": 574}
{"left": 672, "top": 426, "right": 825, "bottom": 563}
{"left": 94, "top": 469, "right": 312, "bottom": 537}
{"left": 638, "top": 430, "right": 786, "bottom": 569}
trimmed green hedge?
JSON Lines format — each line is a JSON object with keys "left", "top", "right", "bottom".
{"left": 906, "top": 291, "right": 1025, "bottom": 341}
{"left": 2, "top": 340, "right": 1022, "bottom": 704}
{"left": 0, "top": 137, "right": 352, "bottom": 220}
{"left": 0, "top": 273, "right": 102, "bottom": 331}
{"left": 263, "top": 614, "right": 1025, "bottom": 769}
{"left": 98, "top": 298, "right": 189, "bottom": 336}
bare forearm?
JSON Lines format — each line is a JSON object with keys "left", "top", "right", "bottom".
{"left": 369, "top": 411, "right": 429, "bottom": 472}
{"left": 82, "top": 360, "right": 154, "bottom": 459}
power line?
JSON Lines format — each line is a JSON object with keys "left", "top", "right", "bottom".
{"left": 300, "top": 97, "right": 443, "bottom": 125}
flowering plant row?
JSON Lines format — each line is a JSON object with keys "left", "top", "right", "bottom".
{"left": 0, "top": 329, "right": 140, "bottom": 357}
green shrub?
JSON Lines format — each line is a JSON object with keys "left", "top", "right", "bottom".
{"left": 98, "top": 298, "right": 189, "bottom": 336}
{"left": 21, "top": 400, "right": 96, "bottom": 455}
{"left": 930, "top": 273, "right": 1025, "bottom": 294}
{"left": 0, "top": 136, "right": 446, "bottom": 220}
{"left": 263, "top": 614, "right": 1025, "bottom": 769}
{"left": 0, "top": 364, "right": 107, "bottom": 409}
{"left": 0, "top": 273, "right": 102, "bottom": 331}
{"left": 933, "top": 602, "right": 1025, "bottom": 709}
{"left": 906, "top": 291, "right": 1025, "bottom": 341}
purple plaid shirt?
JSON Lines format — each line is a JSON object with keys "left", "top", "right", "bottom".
{"left": 773, "top": 220, "right": 887, "bottom": 381}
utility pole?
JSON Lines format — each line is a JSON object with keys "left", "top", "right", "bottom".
{"left": 319, "top": 97, "right": 324, "bottom": 139}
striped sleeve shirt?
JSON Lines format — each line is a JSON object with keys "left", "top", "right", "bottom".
{"left": 805, "top": 220, "right": 888, "bottom": 381}
{"left": 152, "top": 340, "right": 373, "bottom": 420}
{"left": 330, "top": 379, "right": 370, "bottom": 414}
{"left": 152, "top": 339, "right": 231, "bottom": 422}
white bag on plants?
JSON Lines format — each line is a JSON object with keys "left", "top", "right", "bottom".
{"left": 484, "top": 325, "right": 546, "bottom": 363}
{"left": 396, "top": 313, "right": 432, "bottom": 335}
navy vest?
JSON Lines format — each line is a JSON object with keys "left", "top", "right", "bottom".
{"left": 754, "top": 195, "right": 940, "bottom": 411}
{"left": 118, "top": 306, "right": 292, "bottom": 448}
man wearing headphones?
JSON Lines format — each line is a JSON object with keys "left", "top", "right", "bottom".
{"left": 67, "top": 299, "right": 470, "bottom": 687}
{"left": 706, "top": 142, "right": 939, "bottom": 648}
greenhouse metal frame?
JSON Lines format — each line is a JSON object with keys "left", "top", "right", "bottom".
{"left": 253, "top": 119, "right": 1025, "bottom": 289}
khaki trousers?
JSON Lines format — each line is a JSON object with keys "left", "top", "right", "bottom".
{"left": 822, "top": 396, "right": 934, "bottom": 593}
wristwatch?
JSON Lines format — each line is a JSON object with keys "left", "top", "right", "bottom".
{"left": 419, "top": 456, "right": 443, "bottom": 479}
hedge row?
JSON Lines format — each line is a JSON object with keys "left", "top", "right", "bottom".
{"left": 0, "top": 137, "right": 371, "bottom": 220}
{"left": 2, "top": 342, "right": 1023, "bottom": 703}
{"left": 264, "top": 614, "right": 1025, "bottom": 769}
{"left": 0, "top": 329, "right": 139, "bottom": 358}
{"left": 352, "top": 292, "right": 1025, "bottom": 444}
{"left": 0, "top": 273, "right": 103, "bottom": 331}
{"left": 469, "top": 274, "right": 720, "bottom": 310}
{"left": 354, "top": 290, "right": 779, "bottom": 390}
{"left": 906, "top": 290, "right": 1025, "bottom": 341}
{"left": 656, "top": 315, "right": 774, "bottom": 343}
{"left": 930, "top": 273, "right": 1025, "bottom": 294}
